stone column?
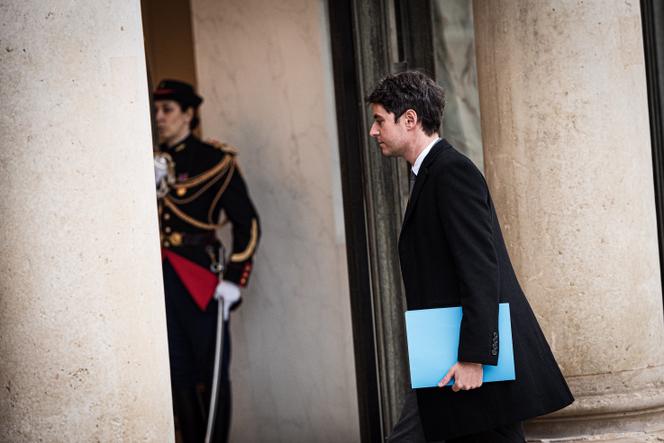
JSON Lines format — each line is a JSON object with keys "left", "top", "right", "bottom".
{"left": 473, "top": 1, "right": 664, "bottom": 440}
{"left": 0, "top": 2, "right": 174, "bottom": 442}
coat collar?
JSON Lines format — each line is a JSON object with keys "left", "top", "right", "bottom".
{"left": 402, "top": 138, "right": 452, "bottom": 227}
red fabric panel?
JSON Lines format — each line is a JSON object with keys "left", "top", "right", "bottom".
{"left": 162, "top": 248, "right": 217, "bottom": 311}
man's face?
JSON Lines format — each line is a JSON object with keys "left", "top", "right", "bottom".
{"left": 369, "top": 103, "right": 408, "bottom": 158}
{"left": 154, "top": 99, "right": 192, "bottom": 145}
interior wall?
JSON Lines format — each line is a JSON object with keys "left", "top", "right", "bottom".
{"left": 141, "top": 0, "right": 197, "bottom": 89}
{"left": 189, "top": 0, "right": 360, "bottom": 441}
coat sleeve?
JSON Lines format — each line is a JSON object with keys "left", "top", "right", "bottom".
{"left": 435, "top": 154, "right": 499, "bottom": 366}
{"left": 211, "top": 158, "right": 261, "bottom": 288}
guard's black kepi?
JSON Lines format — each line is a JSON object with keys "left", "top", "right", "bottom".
{"left": 153, "top": 79, "right": 203, "bottom": 108}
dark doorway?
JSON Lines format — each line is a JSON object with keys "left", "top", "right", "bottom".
{"left": 641, "top": 0, "right": 664, "bottom": 309}
{"left": 327, "top": 1, "right": 436, "bottom": 441}
{"left": 141, "top": 0, "right": 198, "bottom": 89}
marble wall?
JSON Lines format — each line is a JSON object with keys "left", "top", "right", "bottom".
{"left": 433, "top": 0, "right": 484, "bottom": 171}
{"left": 189, "top": 0, "right": 360, "bottom": 441}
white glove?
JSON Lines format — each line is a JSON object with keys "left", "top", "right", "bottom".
{"left": 154, "top": 156, "right": 168, "bottom": 186}
{"left": 214, "top": 281, "right": 241, "bottom": 320}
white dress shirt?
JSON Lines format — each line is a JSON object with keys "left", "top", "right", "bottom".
{"left": 411, "top": 137, "right": 441, "bottom": 176}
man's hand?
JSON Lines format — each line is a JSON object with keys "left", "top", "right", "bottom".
{"left": 438, "top": 362, "right": 483, "bottom": 392}
{"left": 214, "top": 281, "right": 241, "bottom": 320}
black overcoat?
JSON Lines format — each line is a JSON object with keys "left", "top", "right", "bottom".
{"left": 398, "top": 139, "right": 574, "bottom": 440}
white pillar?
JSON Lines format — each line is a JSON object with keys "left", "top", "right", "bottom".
{"left": 474, "top": 1, "right": 664, "bottom": 439}
{"left": 0, "top": 1, "right": 174, "bottom": 441}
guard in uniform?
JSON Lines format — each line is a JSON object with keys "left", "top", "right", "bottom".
{"left": 152, "top": 80, "right": 260, "bottom": 442}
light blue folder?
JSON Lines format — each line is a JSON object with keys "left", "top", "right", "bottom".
{"left": 405, "top": 303, "right": 515, "bottom": 389}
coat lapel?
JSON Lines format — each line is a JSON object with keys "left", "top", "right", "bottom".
{"left": 402, "top": 139, "right": 451, "bottom": 228}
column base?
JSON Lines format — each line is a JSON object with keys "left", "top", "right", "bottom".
{"left": 525, "top": 365, "right": 664, "bottom": 439}
{"left": 527, "top": 430, "right": 664, "bottom": 442}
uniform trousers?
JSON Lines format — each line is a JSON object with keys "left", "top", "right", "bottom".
{"left": 386, "top": 390, "right": 525, "bottom": 443}
{"left": 163, "top": 259, "right": 232, "bottom": 443}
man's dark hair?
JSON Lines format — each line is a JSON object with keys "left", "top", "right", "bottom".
{"left": 367, "top": 71, "right": 445, "bottom": 136}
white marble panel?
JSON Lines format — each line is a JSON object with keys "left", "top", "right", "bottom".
{"left": 190, "top": 0, "right": 360, "bottom": 441}
{"left": 433, "top": 0, "right": 484, "bottom": 171}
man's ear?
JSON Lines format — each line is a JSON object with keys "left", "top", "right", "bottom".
{"left": 403, "top": 109, "right": 418, "bottom": 130}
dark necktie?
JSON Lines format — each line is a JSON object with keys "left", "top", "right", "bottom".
{"left": 409, "top": 170, "right": 417, "bottom": 195}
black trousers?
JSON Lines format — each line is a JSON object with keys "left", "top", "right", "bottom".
{"left": 163, "top": 260, "right": 232, "bottom": 443}
{"left": 386, "top": 390, "right": 525, "bottom": 443}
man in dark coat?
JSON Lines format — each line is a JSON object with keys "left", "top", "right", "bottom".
{"left": 153, "top": 80, "right": 260, "bottom": 442}
{"left": 368, "top": 71, "right": 573, "bottom": 442}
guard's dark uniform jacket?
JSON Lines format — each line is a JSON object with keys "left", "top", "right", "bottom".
{"left": 399, "top": 139, "right": 573, "bottom": 440}
{"left": 158, "top": 134, "right": 260, "bottom": 300}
